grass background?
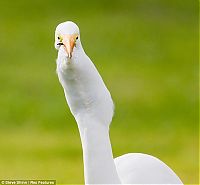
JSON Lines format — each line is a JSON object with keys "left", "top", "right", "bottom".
{"left": 0, "top": 0, "right": 198, "bottom": 184}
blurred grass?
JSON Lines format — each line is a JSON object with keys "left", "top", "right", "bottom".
{"left": 0, "top": 0, "right": 198, "bottom": 184}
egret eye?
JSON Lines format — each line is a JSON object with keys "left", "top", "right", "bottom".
{"left": 76, "top": 36, "right": 78, "bottom": 40}
{"left": 57, "top": 36, "right": 60, "bottom": 40}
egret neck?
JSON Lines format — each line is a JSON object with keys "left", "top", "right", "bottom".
{"left": 57, "top": 55, "right": 121, "bottom": 184}
{"left": 76, "top": 114, "right": 121, "bottom": 184}
{"left": 57, "top": 54, "right": 121, "bottom": 184}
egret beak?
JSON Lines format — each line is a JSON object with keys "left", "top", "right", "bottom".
{"left": 62, "top": 35, "right": 76, "bottom": 59}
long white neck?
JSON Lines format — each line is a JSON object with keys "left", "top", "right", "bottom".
{"left": 76, "top": 114, "right": 121, "bottom": 184}
{"left": 56, "top": 44, "right": 121, "bottom": 184}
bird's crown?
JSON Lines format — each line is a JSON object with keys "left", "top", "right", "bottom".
{"left": 55, "top": 21, "right": 80, "bottom": 35}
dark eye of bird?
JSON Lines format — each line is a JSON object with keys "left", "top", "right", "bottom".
{"left": 57, "top": 36, "right": 60, "bottom": 40}
{"left": 76, "top": 36, "right": 78, "bottom": 40}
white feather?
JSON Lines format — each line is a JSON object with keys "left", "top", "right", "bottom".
{"left": 55, "top": 21, "right": 183, "bottom": 185}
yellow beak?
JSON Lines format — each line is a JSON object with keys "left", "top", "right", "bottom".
{"left": 62, "top": 35, "right": 76, "bottom": 59}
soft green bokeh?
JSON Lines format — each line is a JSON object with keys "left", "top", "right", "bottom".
{"left": 0, "top": 0, "right": 198, "bottom": 184}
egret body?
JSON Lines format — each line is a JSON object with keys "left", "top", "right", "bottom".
{"left": 54, "top": 21, "right": 183, "bottom": 185}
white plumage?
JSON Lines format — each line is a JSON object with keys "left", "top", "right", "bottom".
{"left": 55, "top": 21, "right": 183, "bottom": 185}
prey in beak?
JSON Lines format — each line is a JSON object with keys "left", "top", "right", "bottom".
{"left": 58, "top": 34, "right": 78, "bottom": 59}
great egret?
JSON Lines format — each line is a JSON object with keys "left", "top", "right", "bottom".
{"left": 54, "top": 21, "right": 183, "bottom": 184}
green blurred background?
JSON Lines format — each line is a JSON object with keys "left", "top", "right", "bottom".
{"left": 0, "top": 0, "right": 198, "bottom": 184}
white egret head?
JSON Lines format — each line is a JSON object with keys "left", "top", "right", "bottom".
{"left": 55, "top": 21, "right": 80, "bottom": 58}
